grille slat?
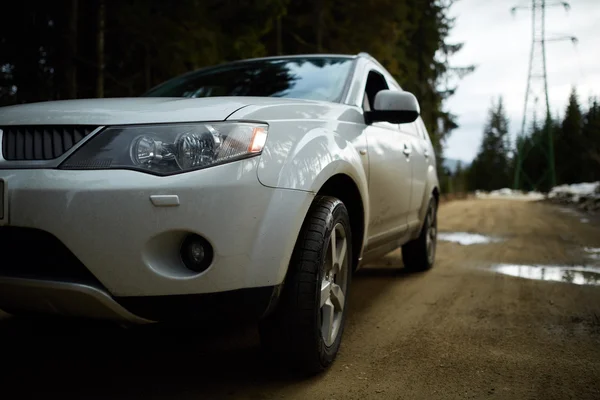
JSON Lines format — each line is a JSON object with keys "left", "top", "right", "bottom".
{"left": 43, "top": 128, "right": 52, "bottom": 159}
{"left": 15, "top": 128, "right": 25, "bottom": 159}
{"left": 6, "top": 128, "right": 15, "bottom": 159}
{"left": 33, "top": 129, "right": 43, "bottom": 159}
{"left": 52, "top": 128, "right": 62, "bottom": 158}
{"left": 24, "top": 128, "right": 33, "bottom": 160}
{"left": 1, "top": 125, "right": 97, "bottom": 161}
{"left": 62, "top": 127, "right": 73, "bottom": 152}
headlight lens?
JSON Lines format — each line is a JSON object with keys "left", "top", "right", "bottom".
{"left": 61, "top": 122, "right": 268, "bottom": 175}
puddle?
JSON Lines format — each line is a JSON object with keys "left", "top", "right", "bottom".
{"left": 559, "top": 207, "right": 579, "bottom": 215}
{"left": 492, "top": 264, "right": 600, "bottom": 286}
{"left": 438, "top": 232, "right": 503, "bottom": 245}
{"left": 558, "top": 207, "right": 587, "bottom": 218}
{"left": 585, "top": 247, "right": 600, "bottom": 261}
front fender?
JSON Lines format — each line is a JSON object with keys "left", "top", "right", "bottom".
{"left": 227, "top": 103, "right": 370, "bottom": 257}
{"left": 258, "top": 124, "right": 368, "bottom": 196}
{"left": 416, "top": 164, "right": 440, "bottom": 231}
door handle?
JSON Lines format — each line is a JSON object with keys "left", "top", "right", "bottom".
{"left": 424, "top": 149, "right": 429, "bottom": 158}
{"left": 403, "top": 144, "right": 412, "bottom": 156}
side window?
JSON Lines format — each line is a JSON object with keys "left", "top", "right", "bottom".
{"left": 362, "top": 70, "right": 389, "bottom": 112}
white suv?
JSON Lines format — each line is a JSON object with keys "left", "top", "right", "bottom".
{"left": 0, "top": 53, "right": 438, "bottom": 373}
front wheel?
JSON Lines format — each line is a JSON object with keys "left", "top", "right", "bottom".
{"left": 402, "top": 196, "right": 437, "bottom": 271}
{"left": 259, "top": 196, "right": 352, "bottom": 374}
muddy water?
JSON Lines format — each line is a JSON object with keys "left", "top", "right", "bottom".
{"left": 492, "top": 264, "right": 600, "bottom": 286}
{"left": 438, "top": 232, "right": 503, "bottom": 245}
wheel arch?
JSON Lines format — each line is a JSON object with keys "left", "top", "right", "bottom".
{"left": 316, "top": 174, "right": 366, "bottom": 271}
{"left": 432, "top": 186, "right": 440, "bottom": 205}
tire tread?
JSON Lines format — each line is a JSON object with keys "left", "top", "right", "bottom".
{"left": 259, "top": 195, "right": 352, "bottom": 374}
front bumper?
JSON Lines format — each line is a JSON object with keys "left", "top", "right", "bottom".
{"left": 0, "top": 158, "right": 314, "bottom": 304}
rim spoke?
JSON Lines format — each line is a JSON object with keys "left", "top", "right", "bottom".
{"left": 320, "top": 280, "right": 332, "bottom": 307}
{"left": 333, "top": 237, "right": 347, "bottom": 274}
{"left": 321, "top": 299, "right": 335, "bottom": 344}
{"left": 321, "top": 223, "right": 349, "bottom": 346}
{"left": 330, "top": 282, "right": 345, "bottom": 312}
{"left": 330, "top": 228, "right": 338, "bottom": 267}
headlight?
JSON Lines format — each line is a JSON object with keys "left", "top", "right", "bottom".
{"left": 61, "top": 122, "right": 268, "bottom": 175}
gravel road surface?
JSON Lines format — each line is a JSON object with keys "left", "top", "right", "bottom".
{"left": 2, "top": 199, "right": 600, "bottom": 399}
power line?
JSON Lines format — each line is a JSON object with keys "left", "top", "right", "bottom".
{"left": 512, "top": 0, "right": 576, "bottom": 191}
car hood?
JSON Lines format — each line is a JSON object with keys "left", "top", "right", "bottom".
{"left": 0, "top": 97, "right": 322, "bottom": 126}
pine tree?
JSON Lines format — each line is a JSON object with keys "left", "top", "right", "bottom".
{"left": 452, "top": 161, "right": 468, "bottom": 194}
{"left": 518, "top": 116, "right": 557, "bottom": 192}
{"left": 555, "top": 88, "right": 584, "bottom": 184}
{"left": 468, "top": 97, "right": 511, "bottom": 191}
{"left": 582, "top": 98, "right": 600, "bottom": 181}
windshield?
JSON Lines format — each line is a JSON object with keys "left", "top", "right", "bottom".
{"left": 144, "top": 57, "right": 355, "bottom": 103}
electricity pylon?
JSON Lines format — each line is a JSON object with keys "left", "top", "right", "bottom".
{"left": 512, "top": 0, "right": 576, "bottom": 191}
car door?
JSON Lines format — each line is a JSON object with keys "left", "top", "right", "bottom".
{"left": 362, "top": 70, "right": 412, "bottom": 247}
{"left": 399, "top": 119, "right": 428, "bottom": 227}
{"left": 383, "top": 76, "right": 429, "bottom": 230}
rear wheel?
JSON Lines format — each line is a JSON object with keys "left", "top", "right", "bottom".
{"left": 401, "top": 197, "right": 437, "bottom": 271}
{"left": 259, "top": 196, "right": 352, "bottom": 374}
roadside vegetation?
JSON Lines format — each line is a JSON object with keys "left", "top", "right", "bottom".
{"left": 448, "top": 89, "right": 600, "bottom": 193}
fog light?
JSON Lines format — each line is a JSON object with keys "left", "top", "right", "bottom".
{"left": 180, "top": 234, "right": 213, "bottom": 273}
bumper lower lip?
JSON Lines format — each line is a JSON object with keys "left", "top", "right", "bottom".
{"left": 0, "top": 277, "right": 280, "bottom": 324}
{"left": 0, "top": 277, "right": 151, "bottom": 323}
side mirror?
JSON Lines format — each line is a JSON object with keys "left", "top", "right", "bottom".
{"left": 366, "top": 89, "right": 420, "bottom": 124}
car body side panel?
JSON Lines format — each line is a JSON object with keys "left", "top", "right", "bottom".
{"left": 403, "top": 131, "right": 428, "bottom": 225}
{"left": 362, "top": 123, "right": 412, "bottom": 249}
{"left": 227, "top": 102, "right": 371, "bottom": 253}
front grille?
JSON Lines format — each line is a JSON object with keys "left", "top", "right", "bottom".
{"left": 0, "top": 227, "right": 103, "bottom": 286}
{"left": 1, "top": 125, "right": 98, "bottom": 161}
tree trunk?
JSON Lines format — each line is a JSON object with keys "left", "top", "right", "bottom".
{"left": 96, "top": 0, "right": 105, "bottom": 98}
{"left": 276, "top": 15, "right": 282, "bottom": 55}
{"left": 66, "top": 0, "right": 78, "bottom": 99}
{"left": 144, "top": 44, "right": 151, "bottom": 92}
{"left": 315, "top": 0, "right": 323, "bottom": 52}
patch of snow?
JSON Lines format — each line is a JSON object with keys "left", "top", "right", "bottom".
{"left": 439, "top": 232, "right": 503, "bottom": 245}
{"left": 491, "top": 188, "right": 514, "bottom": 196}
{"left": 548, "top": 182, "right": 600, "bottom": 202}
{"left": 584, "top": 247, "right": 600, "bottom": 261}
{"left": 475, "top": 189, "right": 544, "bottom": 201}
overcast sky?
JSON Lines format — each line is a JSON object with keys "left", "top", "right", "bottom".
{"left": 444, "top": 0, "right": 600, "bottom": 162}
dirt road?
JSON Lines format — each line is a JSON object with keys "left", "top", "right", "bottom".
{"left": 2, "top": 199, "right": 600, "bottom": 399}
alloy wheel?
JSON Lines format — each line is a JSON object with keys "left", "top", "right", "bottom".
{"left": 320, "top": 222, "right": 349, "bottom": 347}
{"left": 426, "top": 203, "right": 437, "bottom": 263}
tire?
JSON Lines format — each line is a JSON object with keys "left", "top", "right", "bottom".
{"left": 259, "top": 196, "right": 353, "bottom": 374}
{"left": 401, "top": 196, "right": 437, "bottom": 272}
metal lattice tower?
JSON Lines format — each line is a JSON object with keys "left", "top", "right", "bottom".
{"left": 512, "top": 0, "right": 575, "bottom": 191}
